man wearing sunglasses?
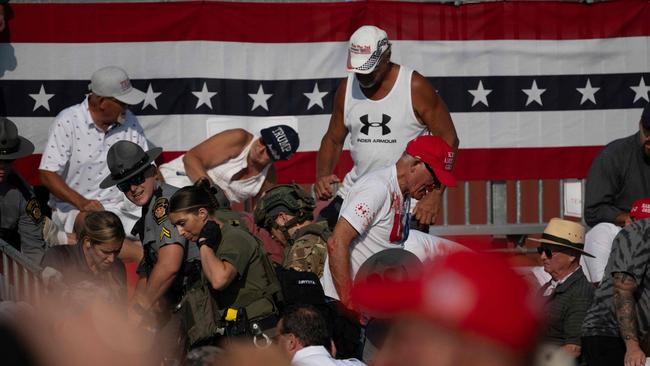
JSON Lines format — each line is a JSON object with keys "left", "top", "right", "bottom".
{"left": 39, "top": 66, "right": 147, "bottom": 262}
{"left": 530, "top": 218, "right": 594, "bottom": 360}
{"left": 321, "top": 135, "right": 456, "bottom": 311}
{"left": 100, "top": 140, "right": 196, "bottom": 359}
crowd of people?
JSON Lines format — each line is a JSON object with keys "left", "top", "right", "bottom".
{"left": 1, "top": 23, "right": 650, "bottom": 366}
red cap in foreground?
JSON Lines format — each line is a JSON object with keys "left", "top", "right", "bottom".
{"left": 351, "top": 251, "right": 543, "bottom": 354}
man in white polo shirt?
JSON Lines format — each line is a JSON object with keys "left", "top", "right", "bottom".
{"left": 39, "top": 66, "right": 147, "bottom": 260}
{"left": 321, "top": 135, "right": 456, "bottom": 307}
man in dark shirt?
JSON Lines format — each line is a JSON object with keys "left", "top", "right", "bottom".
{"left": 584, "top": 103, "right": 650, "bottom": 228}
{"left": 533, "top": 218, "right": 594, "bottom": 360}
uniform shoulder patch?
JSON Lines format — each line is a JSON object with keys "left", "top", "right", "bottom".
{"left": 152, "top": 197, "right": 169, "bottom": 225}
{"left": 25, "top": 198, "right": 43, "bottom": 223}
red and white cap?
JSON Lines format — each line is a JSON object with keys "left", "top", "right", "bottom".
{"left": 630, "top": 198, "right": 650, "bottom": 220}
{"left": 89, "top": 66, "right": 145, "bottom": 106}
{"left": 405, "top": 135, "right": 457, "bottom": 187}
{"left": 351, "top": 251, "right": 544, "bottom": 354}
{"left": 347, "top": 25, "right": 390, "bottom": 74}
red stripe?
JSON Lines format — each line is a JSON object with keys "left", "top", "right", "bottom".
{"left": 5, "top": 1, "right": 650, "bottom": 43}
{"left": 15, "top": 146, "right": 602, "bottom": 187}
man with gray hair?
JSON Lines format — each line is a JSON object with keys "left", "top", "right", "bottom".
{"left": 39, "top": 66, "right": 147, "bottom": 262}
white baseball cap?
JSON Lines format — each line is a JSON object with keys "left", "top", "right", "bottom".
{"left": 88, "top": 66, "right": 145, "bottom": 105}
{"left": 346, "top": 25, "right": 390, "bottom": 74}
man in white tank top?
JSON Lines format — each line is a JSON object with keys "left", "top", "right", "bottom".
{"left": 315, "top": 25, "right": 459, "bottom": 230}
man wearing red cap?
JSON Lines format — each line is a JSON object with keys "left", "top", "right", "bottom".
{"left": 315, "top": 25, "right": 458, "bottom": 230}
{"left": 321, "top": 135, "right": 456, "bottom": 308}
{"left": 351, "top": 251, "right": 543, "bottom": 366}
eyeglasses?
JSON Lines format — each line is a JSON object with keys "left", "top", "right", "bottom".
{"left": 422, "top": 162, "right": 442, "bottom": 189}
{"left": 116, "top": 171, "right": 147, "bottom": 192}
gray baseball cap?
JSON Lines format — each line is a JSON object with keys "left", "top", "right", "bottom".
{"left": 88, "top": 66, "right": 145, "bottom": 105}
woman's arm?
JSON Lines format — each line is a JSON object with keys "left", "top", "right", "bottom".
{"left": 199, "top": 245, "right": 237, "bottom": 290}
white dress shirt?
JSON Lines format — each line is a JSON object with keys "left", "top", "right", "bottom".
{"left": 292, "top": 346, "right": 366, "bottom": 366}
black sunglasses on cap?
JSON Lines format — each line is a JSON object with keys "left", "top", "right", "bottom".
{"left": 116, "top": 170, "right": 147, "bottom": 192}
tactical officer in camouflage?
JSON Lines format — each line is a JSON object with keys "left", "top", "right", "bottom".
{"left": 254, "top": 184, "right": 329, "bottom": 277}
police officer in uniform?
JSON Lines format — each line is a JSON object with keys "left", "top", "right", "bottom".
{"left": 254, "top": 184, "right": 328, "bottom": 277}
{"left": 0, "top": 117, "right": 47, "bottom": 264}
{"left": 100, "top": 141, "right": 198, "bottom": 361}
{"left": 169, "top": 183, "right": 282, "bottom": 343}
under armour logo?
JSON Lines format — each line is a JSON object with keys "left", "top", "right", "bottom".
{"left": 360, "top": 114, "right": 391, "bottom": 136}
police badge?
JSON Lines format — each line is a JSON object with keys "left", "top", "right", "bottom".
{"left": 25, "top": 198, "right": 43, "bottom": 223}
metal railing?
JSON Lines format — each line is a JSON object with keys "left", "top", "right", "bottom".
{"left": 0, "top": 240, "right": 43, "bottom": 305}
{"left": 430, "top": 178, "right": 586, "bottom": 237}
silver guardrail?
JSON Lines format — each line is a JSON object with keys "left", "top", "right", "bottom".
{"left": 0, "top": 239, "right": 43, "bottom": 305}
{"left": 430, "top": 179, "right": 586, "bottom": 237}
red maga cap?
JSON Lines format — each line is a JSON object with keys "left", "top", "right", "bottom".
{"left": 630, "top": 198, "right": 650, "bottom": 220}
{"left": 351, "top": 251, "right": 543, "bottom": 354}
{"left": 405, "top": 135, "right": 457, "bottom": 187}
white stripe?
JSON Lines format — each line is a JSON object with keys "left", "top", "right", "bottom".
{"left": 4, "top": 36, "right": 649, "bottom": 80}
{"left": 11, "top": 109, "right": 640, "bottom": 154}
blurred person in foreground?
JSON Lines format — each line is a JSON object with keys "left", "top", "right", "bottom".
{"left": 351, "top": 251, "right": 543, "bottom": 366}
{"left": 276, "top": 305, "right": 365, "bottom": 366}
{"left": 41, "top": 210, "right": 127, "bottom": 307}
{"left": 532, "top": 218, "right": 594, "bottom": 359}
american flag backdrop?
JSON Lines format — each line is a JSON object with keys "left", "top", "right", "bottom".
{"left": 1, "top": 0, "right": 649, "bottom": 185}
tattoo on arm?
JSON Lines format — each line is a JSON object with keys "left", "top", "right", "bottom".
{"left": 613, "top": 272, "right": 639, "bottom": 343}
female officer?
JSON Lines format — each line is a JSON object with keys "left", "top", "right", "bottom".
{"left": 168, "top": 182, "right": 280, "bottom": 340}
{"left": 41, "top": 211, "right": 127, "bottom": 306}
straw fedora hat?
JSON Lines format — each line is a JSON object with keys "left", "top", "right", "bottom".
{"left": 530, "top": 218, "right": 594, "bottom": 257}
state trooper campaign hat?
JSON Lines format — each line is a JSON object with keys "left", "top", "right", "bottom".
{"left": 0, "top": 117, "right": 34, "bottom": 160}
{"left": 99, "top": 141, "right": 162, "bottom": 189}
{"left": 88, "top": 66, "right": 145, "bottom": 106}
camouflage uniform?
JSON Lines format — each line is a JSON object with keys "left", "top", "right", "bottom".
{"left": 284, "top": 220, "right": 329, "bottom": 277}
{"left": 254, "top": 184, "right": 328, "bottom": 277}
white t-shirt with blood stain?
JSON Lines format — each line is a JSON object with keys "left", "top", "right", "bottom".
{"left": 321, "top": 165, "right": 410, "bottom": 300}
